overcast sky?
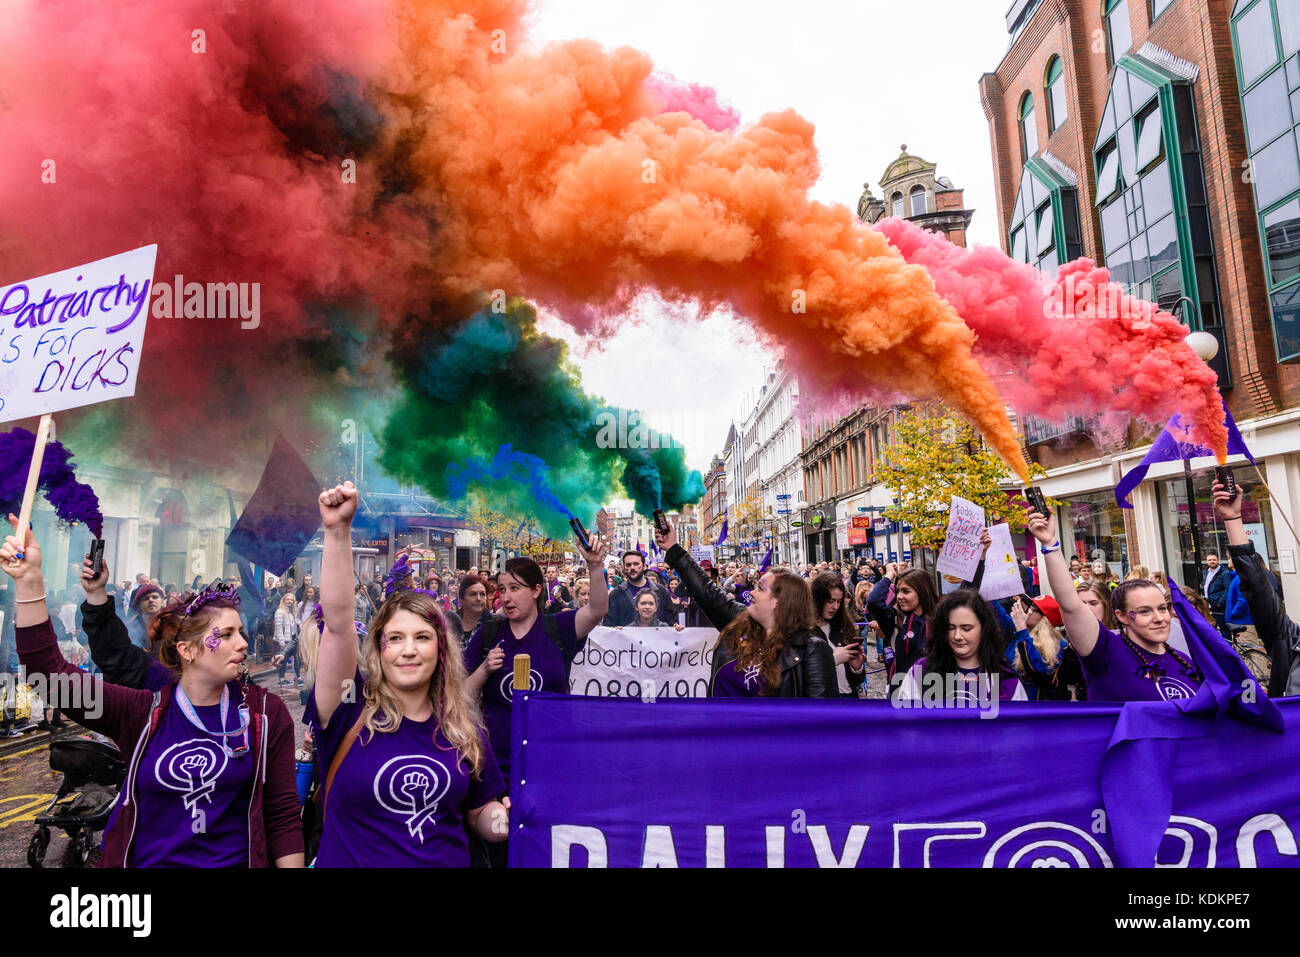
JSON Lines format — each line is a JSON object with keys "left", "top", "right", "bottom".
{"left": 528, "top": 0, "right": 1014, "bottom": 475}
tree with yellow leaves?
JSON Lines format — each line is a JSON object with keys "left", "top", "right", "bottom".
{"left": 877, "top": 403, "right": 1051, "bottom": 549}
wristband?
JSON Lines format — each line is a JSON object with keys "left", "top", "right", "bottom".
{"left": 15, "top": 593, "right": 47, "bottom": 604}
{"left": 1039, "top": 542, "right": 1061, "bottom": 554}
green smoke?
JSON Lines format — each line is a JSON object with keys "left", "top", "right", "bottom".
{"left": 378, "top": 298, "right": 703, "bottom": 537}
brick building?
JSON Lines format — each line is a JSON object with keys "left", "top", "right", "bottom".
{"left": 980, "top": 0, "right": 1300, "bottom": 606}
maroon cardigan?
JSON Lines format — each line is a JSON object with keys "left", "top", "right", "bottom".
{"left": 17, "top": 619, "right": 303, "bottom": 867}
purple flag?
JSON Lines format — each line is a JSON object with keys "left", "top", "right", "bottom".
{"left": 1115, "top": 403, "right": 1255, "bottom": 509}
{"left": 758, "top": 547, "right": 773, "bottom": 574}
{"left": 716, "top": 511, "right": 727, "bottom": 546}
{"left": 225, "top": 434, "right": 322, "bottom": 578}
{"left": 1100, "top": 582, "right": 1283, "bottom": 865}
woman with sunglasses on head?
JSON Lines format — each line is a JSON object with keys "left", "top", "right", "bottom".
{"left": 4, "top": 516, "right": 303, "bottom": 867}
{"left": 1027, "top": 508, "right": 1202, "bottom": 702}
{"left": 312, "top": 483, "right": 509, "bottom": 867}
{"left": 654, "top": 522, "right": 836, "bottom": 699}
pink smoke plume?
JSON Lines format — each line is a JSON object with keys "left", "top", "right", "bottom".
{"left": 872, "top": 217, "right": 1228, "bottom": 457}
{"left": 644, "top": 74, "right": 741, "bottom": 131}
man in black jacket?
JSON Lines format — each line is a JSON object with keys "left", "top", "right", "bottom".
{"left": 1202, "top": 551, "right": 1237, "bottom": 639}
{"left": 543, "top": 565, "right": 572, "bottom": 614}
{"left": 604, "top": 550, "right": 675, "bottom": 626}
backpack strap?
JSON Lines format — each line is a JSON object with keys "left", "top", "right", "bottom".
{"left": 322, "top": 712, "right": 368, "bottom": 814}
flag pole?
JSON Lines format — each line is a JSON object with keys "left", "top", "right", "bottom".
{"left": 10, "top": 414, "right": 53, "bottom": 565}
{"left": 1251, "top": 464, "right": 1300, "bottom": 550}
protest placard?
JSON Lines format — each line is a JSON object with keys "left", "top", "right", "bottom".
{"left": 934, "top": 495, "right": 985, "bottom": 581}
{"left": 978, "top": 523, "right": 1024, "bottom": 601}
{"left": 569, "top": 626, "right": 717, "bottom": 699}
{"left": 689, "top": 545, "right": 715, "bottom": 565}
{"left": 0, "top": 245, "right": 157, "bottom": 423}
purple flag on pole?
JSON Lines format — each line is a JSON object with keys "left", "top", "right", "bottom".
{"left": 225, "top": 434, "right": 322, "bottom": 578}
{"left": 716, "top": 511, "right": 727, "bottom": 546}
{"left": 1115, "top": 403, "right": 1255, "bottom": 509}
{"left": 758, "top": 547, "right": 773, "bottom": 574}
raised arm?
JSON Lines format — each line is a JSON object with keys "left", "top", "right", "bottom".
{"left": 80, "top": 554, "right": 157, "bottom": 689}
{"left": 1215, "top": 480, "right": 1297, "bottom": 697}
{"left": 1026, "top": 509, "right": 1099, "bottom": 656}
{"left": 1, "top": 515, "right": 149, "bottom": 735}
{"left": 573, "top": 533, "right": 610, "bottom": 639}
{"left": 656, "top": 522, "right": 745, "bottom": 630}
{"left": 314, "top": 483, "right": 359, "bottom": 729}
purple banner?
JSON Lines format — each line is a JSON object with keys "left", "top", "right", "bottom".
{"left": 508, "top": 693, "right": 1300, "bottom": 867}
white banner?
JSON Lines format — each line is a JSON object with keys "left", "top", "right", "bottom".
{"left": 0, "top": 245, "right": 157, "bottom": 423}
{"left": 689, "top": 545, "right": 715, "bottom": 565}
{"left": 979, "top": 523, "right": 1025, "bottom": 601}
{"left": 935, "top": 495, "right": 985, "bottom": 581}
{"left": 569, "top": 626, "right": 717, "bottom": 699}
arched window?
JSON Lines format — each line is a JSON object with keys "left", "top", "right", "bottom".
{"left": 1046, "top": 56, "right": 1067, "bottom": 132}
{"left": 891, "top": 192, "right": 904, "bottom": 217}
{"left": 1105, "top": 0, "right": 1133, "bottom": 67}
{"left": 910, "top": 185, "right": 927, "bottom": 216}
{"left": 1019, "top": 92, "right": 1039, "bottom": 159}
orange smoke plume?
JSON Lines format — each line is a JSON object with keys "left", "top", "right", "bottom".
{"left": 382, "top": 1, "right": 1031, "bottom": 480}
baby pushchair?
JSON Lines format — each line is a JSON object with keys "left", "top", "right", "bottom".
{"left": 27, "top": 738, "right": 125, "bottom": 867}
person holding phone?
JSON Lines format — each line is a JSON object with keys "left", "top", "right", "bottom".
{"left": 1026, "top": 507, "right": 1202, "bottom": 702}
{"left": 811, "top": 572, "right": 865, "bottom": 698}
{"left": 866, "top": 562, "right": 938, "bottom": 690}
{"left": 1212, "top": 478, "right": 1299, "bottom": 697}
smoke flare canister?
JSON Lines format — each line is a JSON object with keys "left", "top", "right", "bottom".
{"left": 1023, "top": 487, "right": 1049, "bottom": 517}
{"left": 89, "top": 539, "right": 105, "bottom": 576}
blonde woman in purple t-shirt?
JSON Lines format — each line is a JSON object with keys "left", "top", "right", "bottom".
{"left": 311, "top": 483, "right": 510, "bottom": 867}
{"left": 1027, "top": 508, "right": 1203, "bottom": 702}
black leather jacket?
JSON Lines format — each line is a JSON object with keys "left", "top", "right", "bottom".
{"left": 664, "top": 544, "right": 837, "bottom": 698}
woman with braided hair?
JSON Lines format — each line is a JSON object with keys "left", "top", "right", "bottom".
{"left": 1027, "top": 507, "right": 1203, "bottom": 702}
{"left": 3, "top": 514, "right": 303, "bottom": 867}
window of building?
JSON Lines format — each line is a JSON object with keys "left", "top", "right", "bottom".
{"left": 910, "top": 185, "right": 927, "bottom": 216}
{"left": 891, "top": 192, "right": 904, "bottom": 217}
{"left": 1007, "top": 160, "right": 1083, "bottom": 274}
{"left": 1093, "top": 63, "right": 1226, "bottom": 351}
{"left": 1106, "top": 0, "right": 1133, "bottom": 66}
{"left": 1019, "top": 92, "right": 1039, "bottom": 159}
{"left": 1232, "top": 0, "right": 1300, "bottom": 359}
{"left": 1046, "top": 56, "right": 1068, "bottom": 132}
{"left": 1151, "top": 0, "right": 1174, "bottom": 20}
{"left": 1060, "top": 490, "right": 1131, "bottom": 576}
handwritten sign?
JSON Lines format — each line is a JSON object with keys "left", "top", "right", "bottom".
{"left": 689, "top": 545, "right": 715, "bottom": 565}
{"left": 935, "top": 496, "right": 985, "bottom": 582}
{"left": 0, "top": 246, "right": 157, "bottom": 423}
{"left": 978, "top": 523, "right": 1024, "bottom": 601}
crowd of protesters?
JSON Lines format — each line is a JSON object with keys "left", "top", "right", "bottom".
{"left": 1, "top": 472, "right": 1295, "bottom": 867}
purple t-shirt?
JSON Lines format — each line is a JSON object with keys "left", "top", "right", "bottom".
{"left": 1079, "top": 624, "right": 1203, "bottom": 702}
{"left": 309, "top": 677, "right": 504, "bottom": 868}
{"left": 711, "top": 658, "right": 767, "bottom": 697}
{"left": 464, "top": 610, "right": 581, "bottom": 783}
{"left": 131, "top": 693, "right": 255, "bottom": 867}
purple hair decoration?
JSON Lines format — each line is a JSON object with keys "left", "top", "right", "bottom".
{"left": 384, "top": 553, "right": 439, "bottom": 601}
{"left": 183, "top": 582, "right": 242, "bottom": 617}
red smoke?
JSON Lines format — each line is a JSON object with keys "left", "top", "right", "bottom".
{"left": 874, "top": 217, "right": 1228, "bottom": 456}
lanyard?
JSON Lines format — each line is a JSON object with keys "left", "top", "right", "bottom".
{"left": 174, "top": 684, "right": 251, "bottom": 757}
